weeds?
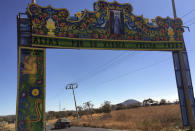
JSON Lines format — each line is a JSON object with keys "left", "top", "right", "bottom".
{"left": 72, "top": 105, "right": 182, "bottom": 131}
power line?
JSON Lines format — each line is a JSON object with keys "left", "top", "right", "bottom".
{"left": 187, "top": 21, "right": 195, "bottom": 27}
{"left": 181, "top": 8, "right": 195, "bottom": 18}
{"left": 59, "top": 101, "right": 61, "bottom": 112}
{"left": 73, "top": 52, "right": 126, "bottom": 83}
{"left": 72, "top": 51, "right": 134, "bottom": 83}
{"left": 47, "top": 52, "right": 137, "bottom": 102}
{"left": 47, "top": 50, "right": 195, "bottom": 103}
{"left": 46, "top": 87, "right": 65, "bottom": 102}
{"left": 187, "top": 49, "right": 195, "bottom": 53}
{"left": 184, "top": 17, "right": 195, "bottom": 25}
{"left": 47, "top": 51, "right": 195, "bottom": 103}
{"left": 130, "top": 0, "right": 134, "bottom": 4}
{"left": 77, "top": 51, "right": 138, "bottom": 84}
{"left": 94, "top": 58, "right": 170, "bottom": 87}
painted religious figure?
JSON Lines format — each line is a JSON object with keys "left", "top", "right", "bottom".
{"left": 110, "top": 10, "right": 124, "bottom": 35}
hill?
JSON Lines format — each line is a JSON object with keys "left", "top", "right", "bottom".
{"left": 120, "top": 99, "right": 141, "bottom": 106}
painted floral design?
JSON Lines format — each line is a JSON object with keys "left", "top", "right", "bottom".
{"left": 28, "top": 0, "right": 184, "bottom": 41}
{"left": 29, "top": 86, "right": 41, "bottom": 98}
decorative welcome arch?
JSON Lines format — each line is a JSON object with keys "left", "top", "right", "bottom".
{"left": 16, "top": 0, "right": 195, "bottom": 130}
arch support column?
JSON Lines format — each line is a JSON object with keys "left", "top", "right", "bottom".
{"left": 173, "top": 51, "right": 195, "bottom": 129}
{"left": 16, "top": 47, "right": 46, "bottom": 131}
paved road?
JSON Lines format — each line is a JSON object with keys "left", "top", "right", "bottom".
{"left": 47, "top": 125, "right": 123, "bottom": 131}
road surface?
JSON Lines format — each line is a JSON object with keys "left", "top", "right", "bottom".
{"left": 47, "top": 126, "right": 123, "bottom": 131}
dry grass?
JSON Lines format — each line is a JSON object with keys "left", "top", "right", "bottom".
{"left": 6, "top": 123, "right": 15, "bottom": 130}
{"left": 0, "top": 123, "right": 15, "bottom": 131}
{"left": 47, "top": 119, "right": 58, "bottom": 125}
{"left": 72, "top": 105, "right": 183, "bottom": 131}
{"left": 3, "top": 119, "right": 58, "bottom": 131}
{"left": 4, "top": 105, "right": 184, "bottom": 131}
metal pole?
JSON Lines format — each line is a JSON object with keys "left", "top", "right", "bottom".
{"left": 171, "top": 0, "right": 177, "bottom": 18}
{"left": 171, "top": 0, "right": 195, "bottom": 129}
{"left": 72, "top": 85, "right": 79, "bottom": 120}
{"left": 59, "top": 101, "right": 61, "bottom": 112}
{"left": 66, "top": 83, "right": 79, "bottom": 120}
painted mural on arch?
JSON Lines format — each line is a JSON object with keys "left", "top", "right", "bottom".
{"left": 16, "top": 48, "right": 45, "bottom": 131}
{"left": 27, "top": 0, "right": 184, "bottom": 43}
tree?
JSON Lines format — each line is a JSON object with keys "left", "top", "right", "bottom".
{"left": 93, "top": 108, "right": 103, "bottom": 114}
{"left": 83, "top": 101, "right": 94, "bottom": 120}
{"left": 174, "top": 99, "right": 179, "bottom": 104}
{"left": 47, "top": 111, "right": 56, "bottom": 120}
{"left": 115, "top": 103, "right": 126, "bottom": 110}
{"left": 77, "top": 106, "right": 84, "bottom": 116}
{"left": 126, "top": 102, "right": 141, "bottom": 108}
{"left": 101, "top": 101, "right": 112, "bottom": 113}
{"left": 160, "top": 99, "right": 167, "bottom": 105}
{"left": 143, "top": 98, "right": 158, "bottom": 106}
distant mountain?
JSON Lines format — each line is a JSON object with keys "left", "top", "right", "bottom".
{"left": 120, "top": 99, "right": 141, "bottom": 106}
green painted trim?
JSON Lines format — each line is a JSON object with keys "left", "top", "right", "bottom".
{"left": 31, "top": 35, "right": 185, "bottom": 51}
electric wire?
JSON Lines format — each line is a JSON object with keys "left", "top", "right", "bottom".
{"left": 187, "top": 21, "right": 195, "bottom": 27}
{"left": 47, "top": 55, "right": 168, "bottom": 104}
{"left": 76, "top": 51, "right": 138, "bottom": 84}
{"left": 181, "top": 8, "right": 195, "bottom": 18}
{"left": 72, "top": 52, "right": 126, "bottom": 83}
{"left": 47, "top": 50, "right": 195, "bottom": 105}
{"left": 184, "top": 17, "right": 195, "bottom": 25}
{"left": 94, "top": 58, "right": 171, "bottom": 88}
{"left": 130, "top": 0, "right": 134, "bottom": 4}
{"left": 47, "top": 51, "right": 136, "bottom": 102}
{"left": 71, "top": 51, "right": 135, "bottom": 83}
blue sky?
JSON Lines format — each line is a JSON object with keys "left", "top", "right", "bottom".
{"left": 1, "top": 0, "right": 195, "bottom": 115}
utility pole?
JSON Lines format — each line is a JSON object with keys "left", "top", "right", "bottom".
{"left": 171, "top": 0, "right": 177, "bottom": 18}
{"left": 66, "top": 83, "right": 79, "bottom": 120}
{"left": 171, "top": 0, "right": 195, "bottom": 130}
{"left": 59, "top": 101, "right": 61, "bottom": 112}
